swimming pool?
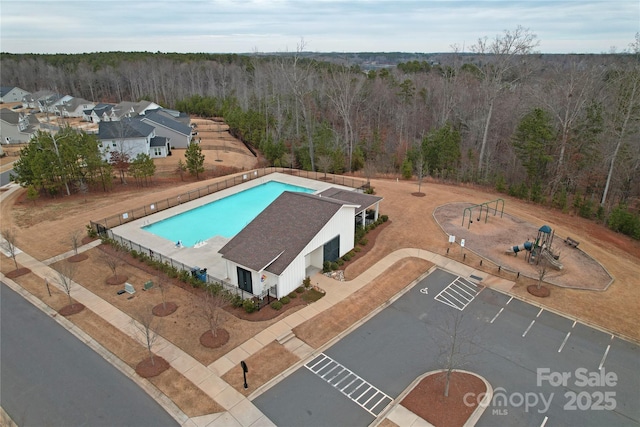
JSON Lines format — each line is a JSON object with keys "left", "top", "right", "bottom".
{"left": 142, "top": 181, "right": 315, "bottom": 246}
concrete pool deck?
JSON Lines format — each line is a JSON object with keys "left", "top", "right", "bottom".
{"left": 109, "top": 173, "right": 353, "bottom": 280}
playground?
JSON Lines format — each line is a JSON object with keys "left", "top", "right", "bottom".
{"left": 433, "top": 201, "right": 614, "bottom": 290}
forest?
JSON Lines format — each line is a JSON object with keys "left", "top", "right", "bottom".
{"left": 1, "top": 29, "right": 639, "bottom": 238}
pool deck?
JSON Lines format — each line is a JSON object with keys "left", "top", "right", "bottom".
{"left": 110, "top": 173, "right": 352, "bottom": 280}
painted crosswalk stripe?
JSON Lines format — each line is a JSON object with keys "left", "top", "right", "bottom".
{"left": 305, "top": 353, "right": 393, "bottom": 417}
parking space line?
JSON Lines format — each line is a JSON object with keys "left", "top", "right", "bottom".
{"left": 540, "top": 416, "right": 549, "bottom": 427}
{"left": 599, "top": 335, "right": 615, "bottom": 370}
{"left": 522, "top": 319, "right": 536, "bottom": 337}
{"left": 490, "top": 307, "right": 504, "bottom": 323}
{"left": 558, "top": 320, "right": 577, "bottom": 353}
{"left": 305, "top": 353, "right": 393, "bottom": 417}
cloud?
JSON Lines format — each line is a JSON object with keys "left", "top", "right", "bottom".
{"left": 1, "top": 0, "right": 637, "bottom": 54}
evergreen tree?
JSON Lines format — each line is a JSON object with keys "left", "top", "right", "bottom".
{"left": 185, "top": 142, "right": 205, "bottom": 179}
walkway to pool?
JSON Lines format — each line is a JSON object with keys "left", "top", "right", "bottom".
{"left": 109, "top": 172, "right": 353, "bottom": 281}
{"left": 2, "top": 231, "right": 511, "bottom": 426}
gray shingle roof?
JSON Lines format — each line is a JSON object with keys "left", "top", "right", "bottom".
{"left": 150, "top": 136, "right": 168, "bottom": 147}
{"left": 0, "top": 108, "right": 20, "bottom": 125}
{"left": 317, "top": 187, "right": 383, "bottom": 215}
{"left": 98, "top": 118, "right": 154, "bottom": 140}
{"left": 220, "top": 191, "right": 353, "bottom": 275}
{"left": 143, "top": 111, "right": 191, "bottom": 136}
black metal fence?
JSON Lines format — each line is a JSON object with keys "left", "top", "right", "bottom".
{"left": 106, "top": 229, "right": 256, "bottom": 301}
{"left": 90, "top": 168, "right": 367, "bottom": 232}
{"left": 93, "top": 168, "right": 366, "bottom": 302}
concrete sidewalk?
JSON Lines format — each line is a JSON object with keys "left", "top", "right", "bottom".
{"left": 3, "top": 237, "right": 511, "bottom": 426}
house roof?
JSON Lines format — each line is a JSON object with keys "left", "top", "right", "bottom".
{"left": 98, "top": 118, "right": 154, "bottom": 140}
{"left": 142, "top": 111, "right": 191, "bottom": 136}
{"left": 150, "top": 136, "right": 168, "bottom": 147}
{"left": 220, "top": 191, "right": 354, "bottom": 275}
{"left": 60, "top": 97, "right": 93, "bottom": 112}
{"left": 0, "top": 108, "right": 20, "bottom": 125}
{"left": 317, "top": 187, "right": 383, "bottom": 215}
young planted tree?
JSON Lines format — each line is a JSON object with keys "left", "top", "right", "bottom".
{"left": 57, "top": 261, "right": 78, "bottom": 308}
{"left": 1, "top": 228, "right": 20, "bottom": 270}
{"left": 316, "top": 154, "right": 332, "bottom": 179}
{"left": 152, "top": 275, "right": 178, "bottom": 316}
{"left": 435, "top": 312, "right": 479, "bottom": 397}
{"left": 100, "top": 250, "right": 126, "bottom": 284}
{"left": 70, "top": 230, "right": 82, "bottom": 256}
{"left": 198, "top": 285, "right": 231, "bottom": 347}
{"left": 176, "top": 159, "right": 186, "bottom": 181}
{"left": 132, "top": 307, "right": 162, "bottom": 366}
{"left": 185, "top": 141, "right": 205, "bottom": 178}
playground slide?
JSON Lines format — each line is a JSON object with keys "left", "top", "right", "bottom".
{"left": 506, "top": 241, "right": 533, "bottom": 254}
{"left": 542, "top": 249, "right": 563, "bottom": 270}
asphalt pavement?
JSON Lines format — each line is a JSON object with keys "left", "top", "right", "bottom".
{"left": 253, "top": 268, "right": 640, "bottom": 427}
{"left": 0, "top": 282, "right": 179, "bottom": 427}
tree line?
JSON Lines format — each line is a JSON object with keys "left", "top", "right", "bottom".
{"left": 2, "top": 28, "right": 639, "bottom": 238}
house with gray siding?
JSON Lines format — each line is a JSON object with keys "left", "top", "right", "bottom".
{"left": 0, "top": 87, "right": 30, "bottom": 103}
{"left": 0, "top": 108, "right": 38, "bottom": 143}
{"left": 98, "top": 118, "right": 167, "bottom": 161}
{"left": 140, "top": 110, "right": 192, "bottom": 149}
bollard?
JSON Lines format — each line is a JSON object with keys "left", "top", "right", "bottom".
{"left": 498, "top": 266, "right": 502, "bottom": 272}
{"left": 480, "top": 260, "right": 483, "bottom": 266}
{"left": 517, "top": 272, "right": 520, "bottom": 279}
{"left": 463, "top": 253, "right": 466, "bottom": 261}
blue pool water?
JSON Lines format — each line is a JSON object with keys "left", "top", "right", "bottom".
{"left": 143, "top": 181, "right": 314, "bottom": 246}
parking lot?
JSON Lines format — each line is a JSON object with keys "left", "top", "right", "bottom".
{"left": 254, "top": 268, "right": 639, "bottom": 426}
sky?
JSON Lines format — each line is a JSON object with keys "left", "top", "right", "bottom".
{"left": 1, "top": 0, "right": 638, "bottom": 55}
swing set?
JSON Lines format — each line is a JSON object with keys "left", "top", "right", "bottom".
{"left": 461, "top": 199, "right": 505, "bottom": 229}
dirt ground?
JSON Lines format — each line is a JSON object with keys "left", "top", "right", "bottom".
{"left": 433, "top": 202, "right": 614, "bottom": 290}
{"left": 2, "top": 117, "right": 640, "bottom": 421}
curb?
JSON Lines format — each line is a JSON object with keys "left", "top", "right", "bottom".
{"left": 0, "top": 274, "right": 190, "bottom": 426}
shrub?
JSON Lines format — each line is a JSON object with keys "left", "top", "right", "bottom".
{"left": 359, "top": 238, "right": 368, "bottom": 246}
{"left": 296, "top": 286, "right": 305, "bottom": 293}
{"left": 270, "top": 301, "right": 283, "bottom": 310}
{"left": 323, "top": 261, "right": 332, "bottom": 273}
{"left": 243, "top": 299, "right": 258, "bottom": 313}
{"left": 281, "top": 296, "right": 291, "bottom": 304}
{"left": 342, "top": 253, "right": 352, "bottom": 262}
{"left": 302, "top": 276, "right": 311, "bottom": 288}
{"left": 330, "top": 262, "right": 339, "bottom": 271}
{"left": 401, "top": 158, "right": 413, "bottom": 179}
{"left": 86, "top": 224, "right": 97, "bottom": 238}
{"left": 231, "top": 295, "right": 243, "bottom": 308}
{"left": 381, "top": 214, "right": 388, "bottom": 222}
{"left": 130, "top": 250, "right": 140, "bottom": 259}
{"left": 288, "top": 292, "right": 297, "bottom": 299}
{"left": 354, "top": 246, "right": 361, "bottom": 252}
{"left": 337, "top": 258, "right": 344, "bottom": 266}
{"left": 608, "top": 204, "right": 640, "bottom": 239}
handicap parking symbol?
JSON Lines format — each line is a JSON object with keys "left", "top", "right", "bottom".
{"left": 420, "top": 287, "right": 429, "bottom": 295}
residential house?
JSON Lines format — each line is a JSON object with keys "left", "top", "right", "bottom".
{"left": 219, "top": 189, "right": 381, "bottom": 298}
{"left": 58, "top": 97, "right": 96, "bottom": 118}
{"left": 0, "top": 108, "right": 38, "bottom": 143}
{"left": 22, "top": 90, "right": 55, "bottom": 110}
{"left": 1, "top": 87, "right": 30, "bottom": 103}
{"left": 140, "top": 110, "right": 192, "bottom": 149}
{"left": 110, "top": 100, "right": 161, "bottom": 121}
{"left": 97, "top": 118, "right": 168, "bottom": 161}
{"left": 83, "top": 104, "right": 114, "bottom": 123}
{"left": 38, "top": 94, "right": 73, "bottom": 114}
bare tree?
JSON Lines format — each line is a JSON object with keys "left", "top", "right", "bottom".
{"left": 472, "top": 26, "right": 539, "bottom": 177}
{"left": 434, "top": 312, "right": 479, "bottom": 397}
{"left": 100, "top": 250, "right": 122, "bottom": 282}
{"left": 198, "top": 285, "right": 229, "bottom": 338}
{"left": 132, "top": 307, "right": 161, "bottom": 366}
{"left": 57, "top": 261, "right": 78, "bottom": 307}
{"left": 70, "top": 230, "right": 82, "bottom": 256}
{"left": 316, "top": 154, "right": 332, "bottom": 179}
{"left": 1, "top": 228, "right": 20, "bottom": 270}
{"left": 156, "top": 275, "right": 170, "bottom": 311}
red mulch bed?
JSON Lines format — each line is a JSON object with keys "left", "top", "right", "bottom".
{"left": 59, "top": 303, "right": 85, "bottom": 316}
{"left": 135, "top": 356, "right": 170, "bottom": 378}
{"left": 105, "top": 274, "right": 128, "bottom": 285}
{"left": 152, "top": 302, "right": 178, "bottom": 316}
{"left": 527, "top": 285, "right": 550, "bottom": 297}
{"left": 402, "top": 371, "right": 486, "bottom": 427}
{"left": 68, "top": 253, "right": 89, "bottom": 262}
{"left": 412, "top": 192, "right": 426, "bottom": 197}
{"left": 5, "top": 267, "right": 31, "bottom": 279}
{"left": 200, "top": 328, "right": 230, "bottom": 348}
{"left": 224, "top": 295, "right": 309, "bottom": 321}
